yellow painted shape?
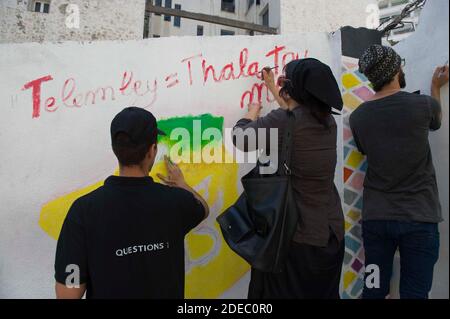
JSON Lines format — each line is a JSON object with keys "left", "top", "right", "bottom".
{"left": 346, "top": 151, "right": 365, "bottom": 169}
{"left": 39, "top": 169, "right": 120, "bottom": 240}
{"left": 39, "top": 181, "right": 103, "bottom": 240}
{"left": 344, "top": 271, "right": 358, "bottom": 290}
{"left": 344, "top": 221, "right": 353, "bottom": 232}
{"left": 185, "top": 224, "right": 249, "bottom": 299}
{"left": 187, "top": 232, "right": 215, "bottom": 261}
{"left": 343, "top": 92, "right": 363, "bottom": 111}
{"left": 347, "top": 210, "right": 361, "bottom": 222}
{"left": 39, "top": 147, "right": 249, "bottom": 299}
{"left": 342, "top": 73, "right": 362, "bottom": 90}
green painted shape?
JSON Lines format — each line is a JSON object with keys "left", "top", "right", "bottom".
{"left": 157, "top": 114, "right": 224, "bottom": 151}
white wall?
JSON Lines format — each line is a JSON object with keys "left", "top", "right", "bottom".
{"left": 1, "top": 0, "right": 23, "bottom": 8}
{"left": 0, "top": 0, "right": 146, "bottom": 43}
{"left": 395, "top": 0, "right": 449, "bottom": 299}
{"left": 280, "top": 0, "right": 377, "bottom": 34}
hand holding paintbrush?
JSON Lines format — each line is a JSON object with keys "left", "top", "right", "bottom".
{"left": 432, "top": 61, "right": 449, "bottom": 90}
{"left": 260, "top": 66, "right": 278, "bottom": 81}
{"left": 260, "top": 66, "right": 289, "bottom": 110}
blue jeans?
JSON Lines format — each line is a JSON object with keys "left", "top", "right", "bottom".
{"left": 362, "top": 220, "right": 440, "bottom": 299}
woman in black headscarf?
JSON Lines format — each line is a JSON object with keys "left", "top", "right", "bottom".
{"left": 233, "top": 59, "right": 345, "bottom": 299}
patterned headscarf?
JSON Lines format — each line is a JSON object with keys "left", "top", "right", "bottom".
{"left": 359, "top": 45, "right": 402, "bottom": 89}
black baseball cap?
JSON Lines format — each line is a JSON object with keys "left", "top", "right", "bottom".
{"left": 111, "top": 107, "right": 166, "bottom": 146}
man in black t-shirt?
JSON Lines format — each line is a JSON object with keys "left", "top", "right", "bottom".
{"left": 349, "top": 45, "right": 449, "bottom": 299}
{"left": 54, "top": 107, "right": 209, "bottom": 299}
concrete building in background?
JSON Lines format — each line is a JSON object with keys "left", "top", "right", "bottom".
{"left": 145, "top": 0, "right": 280, "bottom": 38}
{"left": 279, "top": 0, "right": 377, "bottom": 34}
{"left": 145, "top": 0, "right": 377, "bottom": 38}
{"left": 0, "top": 0, "right": 146, "bottom": 43}
{"left": 1, "top": 0, "right": 375, "bottom": 43}
{"left": 378, "top": 0, "right": 422, "bottom": 42}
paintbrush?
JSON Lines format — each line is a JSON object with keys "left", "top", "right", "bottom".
{"left": 439, "top": 60, "right": 448, "bottom": 77}
{"left": 261, "top": 66, "right": 279, "bottom": 80}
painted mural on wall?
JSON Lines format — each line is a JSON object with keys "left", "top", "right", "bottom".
{"left": 340, "top": 56, "right": 373, "bottom": 299}
{"left": 0, "top": 33, "right": 342, "bottom": 298}
{"left": 39, "top": 114, "right": 249, "bottom": 298}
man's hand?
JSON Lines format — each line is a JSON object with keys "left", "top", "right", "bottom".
{"left": 157, "top": 156, "right": 210, "bottom": 220}
{"left": 432, "top": 65, "right": 449, "bottom": 90}
{"left": 157, "top": 156, "right": 187, "bottom": 189}
{"left": 244, "top": 103, "right": 263, "bottom": 121}
{"left": 431, "top": 64, "right": 449, "bottom": 105}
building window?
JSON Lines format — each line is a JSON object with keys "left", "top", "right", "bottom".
{"left": 144, "top": 12, "right": 150, "bottom": 38}
{"left": 248, "top": 0, "right": 254, "bottom": 10}
{"left": 154, "top": 0, "right": 162, "bottom": 16}
{"left": 197, "top": 25, "right": 204, "bottom": 36}
{"left": 247, "top": 0, "right": 260, "bottom": 10}
{"left": 32, "top": 0, "right": 50, "bottom": 13}
{"left": 221, "top": 29, "right": 235, "bottom": 36}
{"left": 153, "top": 34, "right": 161, "bottom": 38}
{"left": 221, "top": 0, "right": 235, "bottom": 13}
{"left": 164, "top": 0, "right": 172, "bottom": 22}
{"left": 174, "top": 4, "right": 181, "bottom": 27}
{"left": 261, "top": 7, "right": 269, "bottom": 27}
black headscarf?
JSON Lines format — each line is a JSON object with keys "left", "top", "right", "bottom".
{"left": 283, "top": 58, "right": 343, "bottom": 115}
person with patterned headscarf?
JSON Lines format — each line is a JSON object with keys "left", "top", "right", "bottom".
{"left": 358, "top": 44, "right": 406, "bottom": 92}
{"left": 350, "top": 44, "right": 449, "bottom": 299}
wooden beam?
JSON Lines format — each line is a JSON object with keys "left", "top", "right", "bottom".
{"left": 145, "top": 3, "right": 278, "bottom": 35}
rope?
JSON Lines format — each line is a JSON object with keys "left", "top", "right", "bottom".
{"left": 378, "top": 0, "right": 427, "bottom": 35}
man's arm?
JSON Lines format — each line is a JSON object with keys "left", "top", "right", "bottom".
{"left": 177, "top": 182, "right": 209, "bottom": 220}
{"left": 430, "top": 65, "right": 449, "bottom": 130}
{"left": 232, "top": 102, "right": 280, "bottom": 154}
{"left": 349, "top": 113, "right": 366, "bottom": 155}
{"left": 157, "top": 156, "right": 209, "bottom": 220}
{"left": 54, "top": 199, "right": 89, "bottom": 299}
{"left": 431, "top": 85, "right": 442, "bottom": 106}
{"left": 55, "top": 282, "right": 86, "bottom": 299}
{"left": 431, "top": 64, "right": 449, "bottom": 105}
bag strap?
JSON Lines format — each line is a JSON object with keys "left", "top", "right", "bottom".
{"left": 278, "top": 110, "right": 296, "bottom": 176}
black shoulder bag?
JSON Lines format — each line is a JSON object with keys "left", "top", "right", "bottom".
{"left": 217, "top": 111, "right": 299, "bottom": 274}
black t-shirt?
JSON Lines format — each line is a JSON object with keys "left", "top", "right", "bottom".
{"left": 55, "top": 176, "right": 205, "bottom": 299}
{"left": 349, "top": 91, "right": 443, "bottom": 223}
